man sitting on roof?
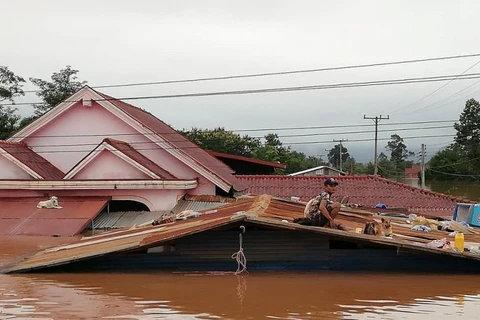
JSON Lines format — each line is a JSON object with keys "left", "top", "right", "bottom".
{"left": 305, "top": 178, "right": 347, "bottom": 231}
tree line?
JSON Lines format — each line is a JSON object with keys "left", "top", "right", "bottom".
{"left": 426, "top": 98, "right": 480, "bottom": 181}
{"left": 2, "top": 65, "right": 477, "bottom": 179}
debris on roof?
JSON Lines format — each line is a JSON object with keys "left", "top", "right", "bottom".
{"left": 2, "top": 194, "right": 480, "bottom": 274}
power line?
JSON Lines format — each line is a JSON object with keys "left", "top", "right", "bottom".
{"left": 387, "top": 59, "right": 480, "bottom": 115}
{"left": 429, "top": 156, "right": 480, "bottom": 169}
{"left": 20, "top": 53, "right": 480, "bottom": 93}
{"left": 428, "top": 168, "right": 480, "bottom": 177}
{"left": 5, "top": 73, "right": 480, "bottom": 107}
{"left": 5, "top": 125, "right": 454, "bottom": 148}
{"left": 411, "top": 79, "right": 480, "bottom": 114}
{"left": 0, "top": 133, "right": 456, "bottom": 156}
{"left": 8, "top": 119, "right": 456, "bottom": 139}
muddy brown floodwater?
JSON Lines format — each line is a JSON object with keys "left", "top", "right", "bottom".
{"left": 1, "top": 236, "right": 480, "bottom": 320}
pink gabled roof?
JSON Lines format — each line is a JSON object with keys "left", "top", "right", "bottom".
{"left": 236, "top": 175, "right": 476, "bottom": 214}
{"left": 103, "top": 138, "right": 177, "bottom": 179}
{"left": 95, "top": 91, "right": 246, "bottom": 191}
{"left": 0, "top": 141, "right": 64, "bottom": 180}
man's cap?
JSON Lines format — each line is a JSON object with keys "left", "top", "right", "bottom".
{"left": 324, "top": 178, "right": 339, "bottom": 186}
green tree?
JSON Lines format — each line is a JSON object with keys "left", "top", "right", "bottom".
{"left": 386, "top": 134, "right": 414, "bottom": 165}
{"left": 427, "top": 98, "right": 480, "bottom": 181}
{"left": 181, "top": 127, "right": 261, "bottom": 156}
{"left": 180, "top": 128, "right": 324, "bottom": 174}
{"left": 0, "top": 105, "right": 21, "bottom": 139}
{"left": 454, "top": 98, "right": 480, "bottom": 164}
{"left": 30, "top": 65, "right": 87, "bottom": 116}
{"left": 327, "top": 144, "right": 350, "bottom": 169}
{"left": 426, "top": 145, "right": 466, "bottom": 180}
{"left": 376, "top": 152, "right": 400, "bottom": 179}
{"left": 0, "top": 66, "right": 25, "bottom": 139}
{"left": 1, "top": 66, "right": 25, "bottom": 102}
{"left": 343, "top": 157, "right": 357, "bottom": 174}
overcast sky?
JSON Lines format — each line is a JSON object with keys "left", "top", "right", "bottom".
{"left": 2, "top": 0, "right": 480, "bottom": 163}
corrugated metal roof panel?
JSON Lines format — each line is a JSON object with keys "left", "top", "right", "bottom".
{"left": 5, "top": 195, "right": 480, "bottom": 274}
{"left": 91, "top": 211, "right": 169, "bottom": 229}
{"left": 91, "top": 211, "right": 124, "bottom": 229}
{"left": 114, "top": 211, "right": 167, "bottom": 228}
{"left": 171, "top": 200, "right": 227, "bottom": 215}
{"left": 0, "top": 197, "right": 109, "bottom": 236}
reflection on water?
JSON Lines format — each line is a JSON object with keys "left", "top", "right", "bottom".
{"left": 402, "top": 178, "right": 480, "bottom": 202}
{"left": 1, "top": 272, "right": 480, "bottom": 320}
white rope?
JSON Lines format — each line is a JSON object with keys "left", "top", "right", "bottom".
{"left": 231, "top": 225, "right": 248, "bottom": 275}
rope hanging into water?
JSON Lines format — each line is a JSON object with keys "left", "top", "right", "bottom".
{"left": 231, "top": 225, "right": 248, "bottom": 275}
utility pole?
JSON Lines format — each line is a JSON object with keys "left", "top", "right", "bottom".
{"left": 333, "top": 139, "right": 348, "bottom": 172}
{"left": 420, "top": 143, "right": 426, "bottom": 189}
{"left": 364, "top": 115, "right": 390, "bottom": 175}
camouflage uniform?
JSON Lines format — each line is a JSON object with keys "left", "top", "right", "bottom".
{"left": 307, "top": 192, "right": 333, "bottom": 227}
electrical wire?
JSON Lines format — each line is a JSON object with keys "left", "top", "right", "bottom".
{"left": 7, "top": 119, "right": 457, "bottom": 139}
{"left": 386, "top": 59, "right": 480, "bottom": 115}
{"left": 1, "top": 124, "right": 456, "bottom": 150}
{"left": 427, "top": 168, "right": 480, "bottom": 177}
{"left": 20, "top": 53, "right": 480, "bottom": 94}
{"left": 5, "top": 73, "right": 480, "bottom": 107}
{"left": 0, "top": 133, "right": 457, "bottom": 156}
{"left": 412, "top": 81, "right": 480, "bottom": 114}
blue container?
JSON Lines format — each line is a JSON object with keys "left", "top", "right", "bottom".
{"left": 470, "top": 205, "right": 480, "bottom": 227}
{"left": 452, "top": 203, "right": 480, "bottom": 227}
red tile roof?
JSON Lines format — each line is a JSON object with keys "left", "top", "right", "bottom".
{"left": 405, "top": 165, "right": 421, "bottom": 175}
{"left": 0, "top": 141, "right": 64, "bottom": 180}
{"left": 96, "top": 91, "right": 246, "bottom": 192}
{"left": 236, "top": 175, "right": 476, "bottom": 214}
{"left": 207, "top": 151, "right": 286, "bottom": 169}
{"left": 103, "top": 138, "right": 177, "bottom": 179}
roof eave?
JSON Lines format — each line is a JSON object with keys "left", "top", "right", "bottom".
{"left": 0, "top": 179, "right": 198, "bottom": 190}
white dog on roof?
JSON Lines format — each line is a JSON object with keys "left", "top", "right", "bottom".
{"left": 37, "top": 196, "right": 63, "bottom": 209}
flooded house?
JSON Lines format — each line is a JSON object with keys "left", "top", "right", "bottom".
{"left": 0, "top": 85, "right": 248, "bottom": 236}
{"left": 1, "top": 87, "right": 480, "bottom": 274}
{"left": 2, "top": 194, "right": 480, "bottom": 274}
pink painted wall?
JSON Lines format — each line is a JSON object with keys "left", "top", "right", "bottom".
{"left": 0, "top": 90, "right": 222, "bottom": 210}
{"left": 73, "top": 150, "right": 151, "bottom": 180}
{"left": 23, "top": 99, "right": 215, "bottom": 187}
{"left": 0, "top": 156, "right": 32, "bottom": 179}
{"left": 0, "top": 188, "right": 185, "bottom": 211}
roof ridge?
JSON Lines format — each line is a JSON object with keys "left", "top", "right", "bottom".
{"left": 370, "top": 174, "right": 476, "bottom": 203}
{"left": 96, "top": 92, "right": 161, "bottom": 120}
{"left": 102, "top": 136, "right": 177, "bottom": 180}
{"left": 0, "top": 141, "right": 27, "bottom": 146}
{"left": 103, "top": 137, "right": 129, "bottom": 145}
{"left": 236, "top": 174, "right": 476, "bottom": 204}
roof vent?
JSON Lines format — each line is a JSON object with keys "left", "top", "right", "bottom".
{"left": 82, "top": 98, "right": 92, "bottom": 107}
